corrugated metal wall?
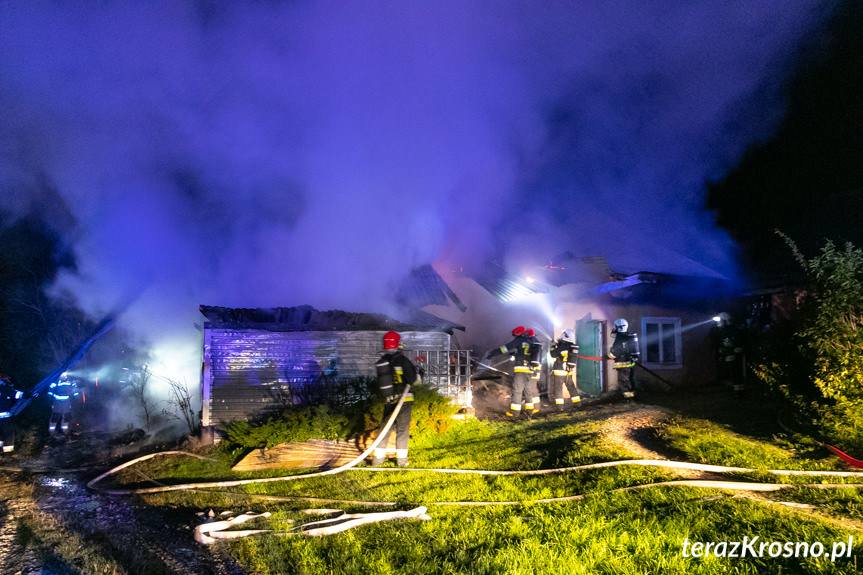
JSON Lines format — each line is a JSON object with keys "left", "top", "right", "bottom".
{"left": 201, "top": 328, "right": 466, "bottom": 428}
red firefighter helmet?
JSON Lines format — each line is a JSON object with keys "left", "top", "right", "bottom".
{"left": 383, "top": 330, "right": 401, "bottom": 350}
{"left": 526, "top": 329, "right": 535, "bottom": 338}
{"left": 512, "top": 326, "right": 526, "bottom": 337}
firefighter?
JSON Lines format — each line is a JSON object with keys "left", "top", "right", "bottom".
{"left": 489, "top": 326, "right": 541, "bottom": 417}
{"left": 711, "top": 312, "right": 745, "bottom": 392}
{"left": 371, "top": 331, "right": 418, "bottom": 467}
{"left": 0, "top": 373, "right": 24, "bottom": 453}
{"left": 526, "top": 329, "right": 544, "bottom": 406}
{"left": 609, "top": 319, "right": 639, "bottom": 399}
{"left": 48, "top": 372, "right": 80, "bottom": 436}
{"left": 551, "top": 328, "right": 580, "bottom": 409}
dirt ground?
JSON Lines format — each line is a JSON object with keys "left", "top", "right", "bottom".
{"left": 0, "top": 433, "right": 246, "bottom": 575}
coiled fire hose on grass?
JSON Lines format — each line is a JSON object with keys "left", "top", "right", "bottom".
{"left": 87, "top": 384, "right": 413, "bottom": 494}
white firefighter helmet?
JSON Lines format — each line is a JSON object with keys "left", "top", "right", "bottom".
{"left": 561, "top": 328, "right": 575, "bottom": 343}
{"left": 613, "top": 318, "right": 629, "bottom": 333}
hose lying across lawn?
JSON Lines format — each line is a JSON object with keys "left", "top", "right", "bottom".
{"left": 87, "top": 384, "right": 413, "bottom": 494}
{"left": 87, "top": 392, "right": 863, "bottom": 505}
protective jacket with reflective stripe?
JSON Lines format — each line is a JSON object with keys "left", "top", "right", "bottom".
{"left": 550, "top": 339, "right": 578, "bottom": 375}
{"left": 375, "top": 351, "right": 418, "bottom": 403}
{"left": 489, "top": 334, "right": 534, "bottom": 370}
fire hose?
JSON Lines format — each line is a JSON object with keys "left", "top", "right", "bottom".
{"left": 87, "top": 383, "right": 413, "bottom": 494}
{"left": 12, "top": 316, "right": 115, "bottom": 416}
{"left": 88, "top": 435, "right": 863, "bottom": 500}
{"left": 85, "top": 392, "right": 863, "bottom": 538}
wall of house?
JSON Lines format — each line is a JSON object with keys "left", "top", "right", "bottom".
{"left": 427, "top": 278, "right": 720, "bottom": 395}
{"left": 600, "top": 303, "right": 718, "bottom": 388}
{"left": 201, "top": 328, "right": 451, "bottom": 429}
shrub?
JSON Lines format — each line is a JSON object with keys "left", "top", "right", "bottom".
{"left": 409, "top": 383, "right": 461, "bottom": 434}
{"left": 755, "top": 234, "right": 863, "bottom": 451}
{"left": 220, "top": 382, "right": 459, "bottom": 451}
{"left": 221, "top": 405, "right": 350, "bottom": 450}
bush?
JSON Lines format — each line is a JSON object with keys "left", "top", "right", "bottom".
{"left": 357, "top": 383, "right": 461, "bottom": 436}
{"left": 755, "top": 234, "right": 863, "bottom": 451}
{"left": 221, "top": 405, "right": 350, "bottom": 450}
{"left": 409, "top": 383, "right": 461, "bottom": 434}
{"left": 220, "top": 381, "right": 459, "bottom": 451}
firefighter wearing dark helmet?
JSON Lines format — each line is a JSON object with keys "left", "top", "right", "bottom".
{"left": 551, "top": 328, "right": 581, "bottom": 409}
{"left": 0, "top": 372, "right": 24, "bottom": 453}
{"left": 489, "top": 326, "right": 541, "bottom": 417}
{"left": 371, "top": 330, "right": 418, "bottom": 467}
{"left": 609, "top": 319, "right": 639, "bottom": 399}
{"left": 711, "top": 312, "right": 745, "bottom": 392}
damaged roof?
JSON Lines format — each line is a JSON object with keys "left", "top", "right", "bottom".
{"left": 199, "top": 304, "right": 465, "bottom": 334}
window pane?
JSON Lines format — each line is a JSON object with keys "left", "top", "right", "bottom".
{"left": 662, "top": 323, "right": 676, "bottom": 363}
{"left": 645, "top": 323, "right": 659, "bottom": 363}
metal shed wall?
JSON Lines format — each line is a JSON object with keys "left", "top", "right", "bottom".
{"left": 201, "top": 328, "right": 455, "bottom": 428}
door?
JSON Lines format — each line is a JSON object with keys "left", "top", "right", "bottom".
{"left": 576, "top": 319, "right": 606, "bottom": 396}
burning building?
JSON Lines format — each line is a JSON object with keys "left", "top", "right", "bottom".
{"left": 198, "top": 304, "right": 469, "bottom": 439}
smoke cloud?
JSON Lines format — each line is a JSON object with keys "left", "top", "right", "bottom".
{"left": 0, "top": 1, "right": 826, "bottom": 388}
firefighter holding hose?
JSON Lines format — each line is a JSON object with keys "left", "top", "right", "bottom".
{"left": 551, "top": 328, "right": 581, "bottom": 409}
{"left": 371, "top": 331, "right": 418, "bottom": 467}
{"left": 609, "top": 319, "right": 639, "bottom": 399}
{"left": 489, "top": 326, "right": 541, "bottom": 417}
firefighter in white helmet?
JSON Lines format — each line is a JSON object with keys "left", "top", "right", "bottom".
{"left": 609, "top": 319, "right": 639, "bottom": 399}
{"left": 371, "top": 331, "right": 418, "bottom": 467}
{"left": 551, "top": 328, "right": 581, "bottom": 409}
{"left": 489, "top": 326, "right": 541, "bottom": 417}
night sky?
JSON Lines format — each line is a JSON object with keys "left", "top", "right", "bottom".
{"left": 0, "top": 1, "right": 829, "bottom": 373}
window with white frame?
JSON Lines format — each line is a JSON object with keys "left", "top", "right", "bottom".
{"left": 640, "top": 317, "right": 682, "bottom": 369}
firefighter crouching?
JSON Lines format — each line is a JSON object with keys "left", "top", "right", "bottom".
{"left": 371, "top": 331, "right": 419, "bottom": 467}
{"left": 551, "top": 328, "right": 581, "bottom": 409}
{"left": 0, "top": 373, "right": 24, "bottom": 453}
{"left": 489, "top": 326, "right": 541, "bottom": 417}
{"left": 48, "top": 372, "right": 79, "bottom": 436}
{"left": 609, "top": 319, "right": 639, "bottom": 399}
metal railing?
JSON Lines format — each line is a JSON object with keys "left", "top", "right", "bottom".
{"left": 404, "top": 349, "right": 472, "bottom": 408}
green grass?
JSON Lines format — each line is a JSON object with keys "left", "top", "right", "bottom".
{"left": 655, "top": 416, "right": 841, "bottom": 471}
{"left": 221, "top": 488, "right": 863, "bottom": 574}
{"left": 117, "top": 397, "right": 863, "bottom": 574}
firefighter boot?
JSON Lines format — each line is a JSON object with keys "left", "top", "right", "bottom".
{"left": 554, "top": 398, "right": 566, "bottom": 412}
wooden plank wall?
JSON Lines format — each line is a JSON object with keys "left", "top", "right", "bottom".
{"left": 202, "top": 329, "right": 451, "bottom": 427}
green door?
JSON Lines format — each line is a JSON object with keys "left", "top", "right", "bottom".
{"left": 576, "top": 319, "right": 606, "bottom": 396}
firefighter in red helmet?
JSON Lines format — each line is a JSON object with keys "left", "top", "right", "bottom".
{"left": 371, "top": 330, "right": 418, "bottom": 467}
{"left": 489, "top": 326, "right": 541, "bottom": 417}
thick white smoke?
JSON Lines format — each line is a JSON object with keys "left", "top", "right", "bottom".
{"left": 0, "top": 1, "right": 826, "bottom": 398}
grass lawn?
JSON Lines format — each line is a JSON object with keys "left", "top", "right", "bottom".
{"left": 122, "top": 388, "right": 863, "bottom": 574}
